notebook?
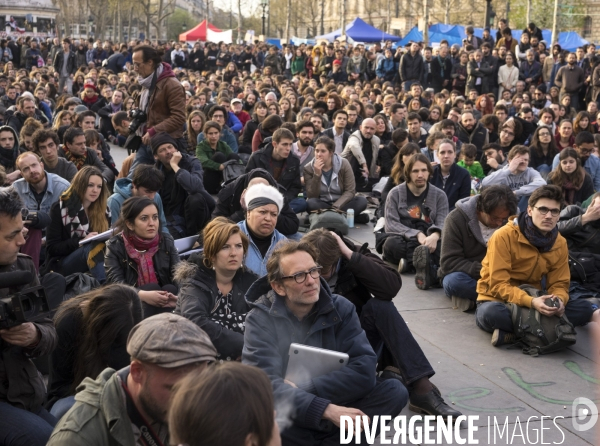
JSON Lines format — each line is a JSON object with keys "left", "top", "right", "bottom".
{"left": 284, "top": 343, "right": 349, "bottom": 383}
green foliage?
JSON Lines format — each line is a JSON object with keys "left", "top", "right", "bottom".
{"left": 509, "top": 0, "right": 584, "bottom": 32}
{"left": 167, "top": 8, "right": 196, "bottom": 41}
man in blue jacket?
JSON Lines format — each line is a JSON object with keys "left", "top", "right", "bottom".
{"left": 152, "top": 133, "right": 215, "bottom": 238}
{"left": 242, "top": 241, "right": 408, "bottom": 445}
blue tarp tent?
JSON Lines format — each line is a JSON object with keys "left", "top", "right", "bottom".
{"left": 559, "top": 31, "right": 589, "bottom": 51}
{"left": 396, "top": 27, "right": 423, "bottom": 47}
{"left": 315, "top": 17, "right": 401, "bottom": 42}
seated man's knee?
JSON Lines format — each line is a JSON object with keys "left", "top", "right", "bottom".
{"left": 306, "top": 198, "right": 328, "bottom": 212}
{"left": 382, "top": 237, "right": 403, "bottom": 262}
{"left": 476, "top": 301, "right": 512, "bottom": 333}
{"left": 376, "top": 379, "right": 409, "bottom": 415}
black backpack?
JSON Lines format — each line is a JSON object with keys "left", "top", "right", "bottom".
{"left": 221, "top": 160, "right": 246, "bottom": 185}
{"left": 507, "top": 290, "right": 577, "bottom": 356}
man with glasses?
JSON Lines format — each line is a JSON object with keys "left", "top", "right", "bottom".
{"left": 440, "top": 185, "right": 518, "bottom": 311}
{"left": 243, "top": 240, "right": 409, "bottom": 445}
{"left": 303, "top": 229, "right": 461, "bottom": 419}
{"left": 552, "top": 131, "right": 600, "bottom": 192}
{"left": 475, "top": 185, "right": 599, "bottom": 346}
{"left": 483, "top": 145, "right": 546, "bottom": 211}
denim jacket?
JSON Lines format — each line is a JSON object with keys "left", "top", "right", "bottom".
{"left": 13, "top": 172, "right": 70, "bottom": 216}
{"left": 237, "top": 220, "right": 287, "bottom": 277}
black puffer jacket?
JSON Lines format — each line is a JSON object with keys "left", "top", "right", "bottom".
{"left": 174, "top": 253, "right": 258, "bottom": 359}
{"left": 104, "top": 233, "right": 180, "bottom": 288}
{"left": 558, "top": 205, "right": 600, "bottom": 253}
{"left": 212, "top": 168, "right": 299, "bottom": 236}
{"left": 245, "top": 144, "right": 302, "bottom": 202}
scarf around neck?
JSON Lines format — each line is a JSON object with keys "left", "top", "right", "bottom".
{"left": 137, "top": 64, "right": 163, "bottom": 136}
{"left": 122, "top": 232, "right": 160, "bottom": 286}
{"left": 62, "top": 146, "right": 86, "bottom": 170}
{"left": 517, "top": 211, "right": 558, "bottom": 253}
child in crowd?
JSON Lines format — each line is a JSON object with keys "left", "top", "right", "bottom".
{"left": 457, "top": 143, "right": 485, "bottom": 179}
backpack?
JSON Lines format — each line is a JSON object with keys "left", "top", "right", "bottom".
{"left": 507, "top": 289, "right": 577, "bottom": 356}
{"left": 308, "top": 209, "right": 349, "bottom": 235}
{"left": 221, "top": 160, "right": 246, "bottom": 185}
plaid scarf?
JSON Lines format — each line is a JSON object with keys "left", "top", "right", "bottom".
{"left": 62, "top": 146, "right": 86, "bottom": 170}
{"left": 122, "top": 232, "right": 160, "bottom": 286}
{"left": 518, "top": 211, "right": 558, "bottom": 253}
{"left": 59, "top": 190, "right": 110, "bottom": 269}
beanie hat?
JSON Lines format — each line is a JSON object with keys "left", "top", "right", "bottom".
{"left": 151, "top": 133, "right": 178, "bottom": 155}
{"left": 83, "top": 82, "right": 96, "bottom": 91}
{"left": 244, "top": 183, "right": 283, "bottom": 212}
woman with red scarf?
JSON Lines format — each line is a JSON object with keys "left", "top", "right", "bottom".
{"left": 80, "top": 81, "right": 99, "bottom": 108}
{"left": 105, "top": 196, "right": 180, "bottom": 318}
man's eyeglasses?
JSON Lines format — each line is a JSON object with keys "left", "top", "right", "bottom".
{"left": 280, "top": 266, "right": 323, "bottom": 284}
{"left": 534, "top": 206, "right": 560, "bottom": 217}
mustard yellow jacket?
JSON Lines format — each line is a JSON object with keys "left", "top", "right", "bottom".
{"left": 476, "top": 216, "right": 570, "bottom": 308}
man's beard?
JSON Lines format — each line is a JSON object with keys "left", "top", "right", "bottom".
{"left": 138, "top": 386, "right": 167, "bottom": 423}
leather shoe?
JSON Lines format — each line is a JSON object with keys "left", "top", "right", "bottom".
{"left": 409, "top": 389, "right": 463, "bottom": 417}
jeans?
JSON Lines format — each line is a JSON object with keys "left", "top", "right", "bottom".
{"left": 382, "top": 236, "right": 441, "bottom": 270}
{"left": 289, "top": 197, "right": 308, "bottom": 213}
{"left": 518, "top": 195, "right": 530, "bottom": 213}
{"left": 306, "top": 196, "right": 368, "bottom": 214}
{"left": 58, "top": 76, "right": 73, "bottom": 95}
{"left": 475, "top": 298, "right": 598, "bottom": 334}
{"left": 280, "top": 378, "right": 408, "bottom": 446}
{"left": 60, "top": 243, "right": 106, "bottom": 283}
{"left": 49, "top": 395, "right": 76, "bottom": 421}
{"left": 0, "top": 402, "right": 56, "bottom": 446}
{"left": 360, "top": 299, "right": 435, "bottom": 384}
{"left": 535, "top": 164, "right": 552, "bottom": 180}
{"left": 443, "top": 272, "right": 479, "bottom": 302}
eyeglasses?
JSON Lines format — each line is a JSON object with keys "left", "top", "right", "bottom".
{"left": 280, "top": 266, "right": 323, "bottom": 283}
{"left": 534, "top": 206, "right": 560, "bottom": 217}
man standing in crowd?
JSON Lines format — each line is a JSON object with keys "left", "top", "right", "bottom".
{"left": 52, "top": 38, "right": 77, "bottom": 95}
{"left": 0, "top": 187, "right": 59, "bottom": 445}
{"left": 32, "top": 129, "right": 77, "bottom": 182}
{"left": 48, "top": 314, "right": 217, "bottom": 445}
{"left": 554, "top": 52, "right": 585, "bottom": 111}
{"left": 431, "top": 46, "right": 452, "bottom": 93}
{"left": 152, "top": 133, "right": 215, "bottom": 238}
{"left": 400, "top": 42, "right": 424, "bottom": 92}
{"left": 243, "top": 240, "right": 408, "bottom": 444}
{"left": 439, "top": 185, "right": 518, "bottom": 311}
{"left": 130, "top": 45, "right": 187, "bottom": 169}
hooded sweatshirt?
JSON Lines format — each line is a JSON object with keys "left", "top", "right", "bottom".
{"left": 481, "top": 166, "right": 546, "bottom": 197}
{"left": 0, "top": 125, "right": 19, "bottom": 173}
{"left": 304, "top": 153, "right": 355, "bottom": 208}
{"left": 107, "top": 178, "right": 169, "bottom": 232}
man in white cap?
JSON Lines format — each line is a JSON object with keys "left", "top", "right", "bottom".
{"left": 238, "top": 182, "right": 288, "bottom": 277}
{"left": 48, "top": 313, "right": 217, "bottom": 446}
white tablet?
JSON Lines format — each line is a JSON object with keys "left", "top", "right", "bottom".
{"left": 284, "top": 343, "right": 349, "bottom": 384}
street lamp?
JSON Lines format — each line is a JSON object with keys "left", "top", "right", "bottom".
{"left": 260, "top": 0, "right": 268, "bottom": 36}
{"left": 182, "top": 21, "right": 187, "bottom": 31}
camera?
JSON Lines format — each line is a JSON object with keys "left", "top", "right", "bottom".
{"left": 128, "top": 109, "right": 148, "bottom": 134}
{"left": 544, "top": 297, "right": 560, "bottom": 308}
{"left": 0, "top": 271, "right": 51, "bottom": 329}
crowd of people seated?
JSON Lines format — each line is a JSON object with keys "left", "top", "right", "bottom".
{"left": 1, "top": 26, "right": 600, "bottom": 445}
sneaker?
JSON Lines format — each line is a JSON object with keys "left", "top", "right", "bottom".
{"left": 491, "top": 329, "right": 516, "bottom": 347}
{"left": 398, "top": 258, "right": 408, "bottom": 273}
{"left": 413, "top": 245, "right": 431, "bottom": 290}
{"left": 452, "top": 295, "right": 476, "bottom": 312}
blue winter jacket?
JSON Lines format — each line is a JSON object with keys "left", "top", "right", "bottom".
{"left": 242, "top": 275, "right": 377, "bottom": 430}
{"left": 376, "top": 57, "right": 395, "bottom": 79}
{"left": 237, "top": 220, "right": 287, "bottom": 277}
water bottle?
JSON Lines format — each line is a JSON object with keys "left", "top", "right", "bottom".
{"left": 347, "top": 209, "right": 355, "bottom": 228}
